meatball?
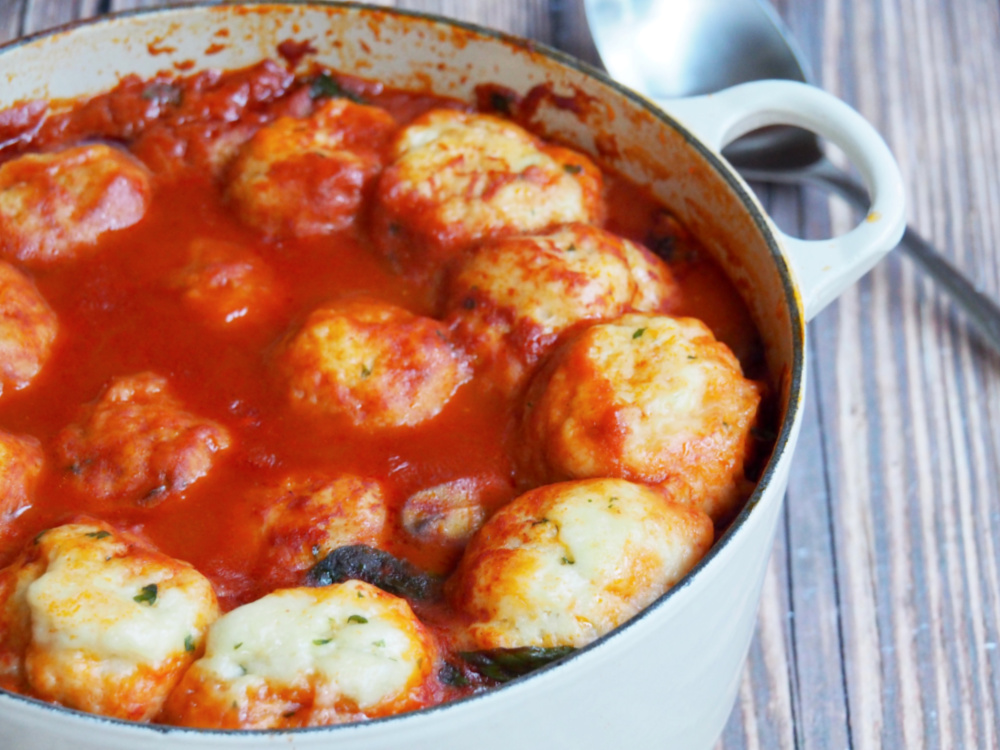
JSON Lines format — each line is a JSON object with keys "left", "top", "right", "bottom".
{"left": 171, "top": 238, "right": 282, "bottom": 328}
{"left": 280, "top": 298, "right": 470, "bottom": 429}
{"left": 372, "top": 110, "right": 604, "bottom": 276}
{"left": 53, "top": 372, "right": 232, "bottom": 506}
{"left": 0, "top": 521, "right": 220, "bottom": 721}
{"left": 445, "top": 223, "right": 679, "bottom": 393}
{"left": 0, "top": 261, "right": 58, "bottom": 397}
{"left": 163, "top": 580, "right": 438, "bottom": 729}
{"left": 0, "top": 144, "right": 151, "bottom": 266}
{"left": 226, "top": 99, "right": 397, "bottom": 238}
{"left": 519, "top": 314, "right": 762, "bottom": 523}
{"left": 0, "top": 431, "right": 43, "bottom": 539}
{"left": 448, "top": 478, "right": 713, "bottom": 649}
{"left": 256, "top": 474, "right": 389, "bottom": 587}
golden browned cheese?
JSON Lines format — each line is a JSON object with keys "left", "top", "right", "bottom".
{"left": 0, "top": 431, "right": 43, "bottom": 539}
{"left": 0, "top": 261, "right": 58, "bottom": 397}
{"left": 163, "top": 581, "right": 438, "bottom": 729}
{"left": 519, "top": 314, "right": 762, "bottom": 523}
{"left": 0, "top": 521, "right": 219, "bottom": 721}
{"left": 226, "top": 99, "right": 397, "bottom": 238}
{"left": 448, "top": 478, "right": 713, "bottom": 649}
{"left": 0, "top": 144, "right": 151, "bottom": 266}
{"left": 170, "top": 238, "right": 283, "bottom": 329}
{"left": 445, "top": 223, "right": 679, "bottom": 394}
{"left": 53, "top": 372, "right": 232, "bottom": 506}
{"left": 280, "top": 298, "right": 470, "bottom": 429}
{"left": 372, "top": 110, "right": 604, "bottom": 277}
{"left": 255, "top": 474, "right": 389, "bottom": 588}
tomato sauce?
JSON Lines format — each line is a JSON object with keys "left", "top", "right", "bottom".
{"left": 0, "top": 59, "right": 767, "bottom": 716}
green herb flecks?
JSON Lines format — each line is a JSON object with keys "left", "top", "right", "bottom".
{"left": 439, "top": 661, "right": 470, "bottom": 687}
{"left": 134, "top": 583, "right": 158, "bottom": 606}
{"left": 563, "top": 163, "right": 583, "bottom": 174}
{"left": 632, "top": 327, "right": 647, "bottom": 339}
{"left": 309, "top": 72, "right": 365, "bottom": 103}
{"left": 184, "top": 634, "right": 196, "bottom": 653}
{"left": 347, "top": 614, "right": 368, "bottom": 624}
{"left": 85, "top": 530, "right": 111, "bottom": 540}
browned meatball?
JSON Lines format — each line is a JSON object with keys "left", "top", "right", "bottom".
{"left": 256, "top": 474, "right": 389, "bottom": 588}
{"left": 372, "top": 110, "right": 604, "bottom": 277}
{"left": 0, "top": 144, "right": 151, "bottom": 266}
{"left": 280, "top": 299, "right": 470, "bottom": 429}
{"left": 445, "top": 223, "right": 679, "bottom": 393}
{"left": 448, "top": 478, "right": 713, "bottom": 649}
{"left": 519, "top": 314, "right": 762, "bottom": 523}
{"left": 171, "top": 238, "right": 283, "bottom": 329}
{"left": 163, "top": 581, "right": 437, "bottom": 729}
{"left": 53, "top": 372, "right": 232, "bottom": 506}
{"left": 226, "top": 99, "right": 397, "bottom": 238}
{"left": 0, "top": 521, "right": 219, "bottom": 721}
{"left": 0, "top": 431, "right": 43, "bottom": 541}
{"left": 0, "top": 261, "right": 58, "bottom": 398}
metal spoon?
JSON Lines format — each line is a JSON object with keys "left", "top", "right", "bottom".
{"left": 584, "top": 0, "right": 1000, "bottom": 353}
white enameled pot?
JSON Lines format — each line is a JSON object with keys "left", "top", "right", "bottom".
{"left": 0, "top": 3, "right": 905, "bottom": 749}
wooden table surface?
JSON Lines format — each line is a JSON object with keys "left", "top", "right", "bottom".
{"left": 2, "top": 0, "right": 998, "bottom": 747}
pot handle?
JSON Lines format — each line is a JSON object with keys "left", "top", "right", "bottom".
{"left": 665, "top": 80, "right": 906, "bottom": 321}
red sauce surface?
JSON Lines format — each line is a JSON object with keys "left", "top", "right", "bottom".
{"left": 0, "top": 60, "right": 766, "bottom": 716}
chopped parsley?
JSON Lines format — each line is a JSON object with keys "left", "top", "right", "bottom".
{"left": 313, "top": 638, "right": 333, "bottom": 646}
{"left": 563, "top": 163, "right": 583, "bottom": 174}
{"left": 184, "top": 634, "right": 196, "bottom": 653}
{"left": 347, "top": 614, "right": 368, "bottom": 624}
{"left": 133, "top": 584, "right": 158, "bottom": 606}
{"left": 632, "top": 327, "right": 647, "bottom": 339}
{"left": 85, "top": 530, "right": 112, "bottom": 540}
{"left": 309, "top": 72, "right": 365, "bottom": 103}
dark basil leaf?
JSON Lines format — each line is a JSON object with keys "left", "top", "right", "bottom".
{"left": 458, "top": 646, "right": 577, "bottom": 683}
{"left": 305, "top": 544, "right": 442, "bottom": 601}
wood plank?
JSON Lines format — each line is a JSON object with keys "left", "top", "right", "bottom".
{"left": 0, "top": 0, "right": 25, "bottom": 42}
{"left": 810, "top": 0, "right": 1000, "bottom": 746}
{"left": 19, "top": 0, "right": 80, "bottom": 34}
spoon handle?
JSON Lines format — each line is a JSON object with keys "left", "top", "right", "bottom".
{"left": 739, "top": 159, "right": 1000, "bottom": 354}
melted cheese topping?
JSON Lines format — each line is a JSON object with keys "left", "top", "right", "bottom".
{"left": 450, "top": 478, "right": 713, "bottom": 648}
